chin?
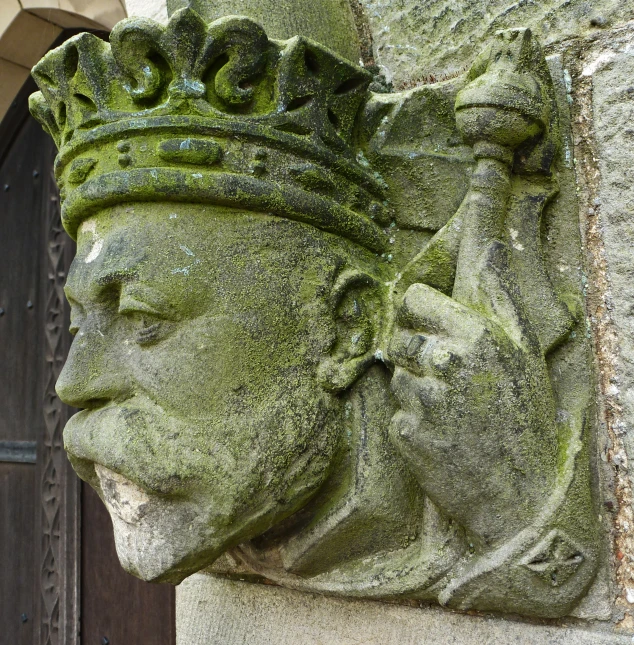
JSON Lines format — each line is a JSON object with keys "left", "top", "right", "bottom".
{"left": 110, "top": 515, "right": 187, "bottom": 583}
{"left": 109, "top": 511, "right": 208, "bottom": 584}
{"left": 96, "top": 464, "right": 221, "bottom": 584}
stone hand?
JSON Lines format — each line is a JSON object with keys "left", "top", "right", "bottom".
{"left": 388, "top": 282, "right": 557, "bottom": 548}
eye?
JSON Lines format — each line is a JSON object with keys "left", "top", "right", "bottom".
{"left": 118, "top": 294, "right": 169, "bottom": 345}
{"left": 118, "top": 295, "right": 162, "bottom": 317}
{"left": 135, "top": 321, "right": 162, "bottom": 345}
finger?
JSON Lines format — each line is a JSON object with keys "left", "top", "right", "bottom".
{"left": 397, "top": 283, "right": 486, "bottom": 341}
{"left": 389, "top": 329, "right": 464, "bottom": 378}
{"left": 388, "top": 329, "right": 434, "bottom": 374}
{"left": 454, "top": 240, "right": 532, "bottom": 350}
{"left": 390, "top": 366, "right": 448, "bottom": 421}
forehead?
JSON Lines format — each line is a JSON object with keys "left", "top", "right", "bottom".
{"left": 65, "top": 202, "right": 347, "bottom": 304}
{"left": 67, "top": 206, "right": 205, "bottom": 293}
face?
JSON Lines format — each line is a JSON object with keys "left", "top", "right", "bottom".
{"left": 57, "top": 202, "right": 347, "bottom": 583}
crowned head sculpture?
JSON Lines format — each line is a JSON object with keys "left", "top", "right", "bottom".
{"left": 29, "top": 1, "right": 603, "bottom": 619}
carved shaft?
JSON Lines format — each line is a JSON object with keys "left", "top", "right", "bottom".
{"left": 452, "top": 151, "right": 513, "bottom": 320}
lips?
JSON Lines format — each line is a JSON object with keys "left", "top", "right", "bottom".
{"left": 63, "top": 398, "right": 185, "bottom": 496}
{"left": 64, "top": 404, "right": 129, "bottom": 476}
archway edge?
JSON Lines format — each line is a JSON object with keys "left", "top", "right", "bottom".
{"left": 0, "top": 0, "right": 126, "bottom": 121}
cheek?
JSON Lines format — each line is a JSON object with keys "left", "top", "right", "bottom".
{"left": 124, "top": 313, "right": 313, "bottom": 417}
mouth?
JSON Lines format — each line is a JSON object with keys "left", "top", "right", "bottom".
{"left": 95, "top": 463, "right": 152, "bottom": 523}
{"left": 64, "top": 399, "right": 175, "bottom": 496}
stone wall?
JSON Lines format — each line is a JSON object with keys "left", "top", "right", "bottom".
{"left": 177, "top": 574, "right": 632, "bottom": 644}
{"left": 572, "top": 21, "right": 634, "bottom": 635}
{"left": 356, "top": 0, "right": 634, "bottom": 87}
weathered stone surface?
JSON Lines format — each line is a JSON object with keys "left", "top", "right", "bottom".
{"left": 592, "top": 31, "right": 634, "bottom": 471}
{"left": 36, "top": 0, "right": 634, "bottom": 640}
{"left": 125, "top": 0, "right": 169, "bottom": 23}
{"left": 167, "top": 0, "right": 362, "bottom": 62}
{"left": 28, "top": 0, "right": 608, "bottom": 628}
{"left": 587, "top": 24, "right": 634, "bottom": 623}
{"left": 359, "top": 0, "right": 634, "bottom": 88}
{"left": 176, "top": 573, "right": 630, "bottom": 645}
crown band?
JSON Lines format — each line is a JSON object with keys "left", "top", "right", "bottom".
{"left": 53, "top": 115, "right": 388, "bottom": 249}
{"left": 55, "top": 116, "right": 386, "bottom": 196}
{"left": 63, "top": 167, "right": 386, "bottom": 250}
{"left": 29, "top": 8, "right": 389, "bottom": 251}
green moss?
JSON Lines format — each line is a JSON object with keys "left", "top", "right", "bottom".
{"left": 29, "top": 5, "right": 602, "bottom": 618}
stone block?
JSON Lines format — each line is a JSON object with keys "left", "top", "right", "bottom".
{"left": 588, "top": 23, "right": 634, "bottom": 618}
{"left": 20, "top": 1, "right": 126, "bottom": 30}
{"left": 0, "top": 57, "right": 30, "bottom": 116}
{"left": 0, "top": 0, "right": 21, "bottom": 35}
{"left": 123, "top": 0, "right": 168, "bottom": 23}
{"left": 0, "top": 10, "right": 60, "bottom": 67}
{"left": 176, "top": 573, "right": 631, "bottom": 645}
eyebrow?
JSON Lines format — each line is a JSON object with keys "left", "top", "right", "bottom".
{"left": 95, "top": 269, "right": 139, "bottom": 286}
{"left": 64, "top": 268, "right": 140, "bottom": 304}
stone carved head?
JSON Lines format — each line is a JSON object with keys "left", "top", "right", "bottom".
{"left": 29, "top": 5, "right": 603, "bottom": 619}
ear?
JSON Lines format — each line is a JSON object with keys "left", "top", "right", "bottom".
{"left": 318, "top": 270, "right": 384, "bottom": 393}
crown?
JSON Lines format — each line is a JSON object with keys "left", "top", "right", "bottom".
{"left": 29, "top": 8, "right": 389, "bottom": 251}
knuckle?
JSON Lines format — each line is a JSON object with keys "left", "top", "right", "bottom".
{"left": 390, "top": 330, "right": 433, "bottom": 375}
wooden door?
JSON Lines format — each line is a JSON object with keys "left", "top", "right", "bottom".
{"left": 0, "top": 32, "right": 176, "bottom": 645}
{"left": 0, "top": 78, "right": 64, "bottom": 645}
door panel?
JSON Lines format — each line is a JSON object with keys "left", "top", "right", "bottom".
{"left": 82, "top": 485, "right": 177, "bottom": 645}
{"left": 0, "top": 109, "right": 54, "bottom": 645}
{"left": 0, "top": 32, "right": 175, "bottom": 645}
{"left": 0, "top": 111, "right": 47, "bottom": 443}
{"left": 0, "top": 463, "right": 36, "bottom": 644}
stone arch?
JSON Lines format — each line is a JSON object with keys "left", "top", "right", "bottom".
{"left": 0, "top": 0, "right": 126, "bottom": 121}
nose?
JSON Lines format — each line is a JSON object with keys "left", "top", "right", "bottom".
{"left": 56, "top": 314, "right": 131, "bottom": 408}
